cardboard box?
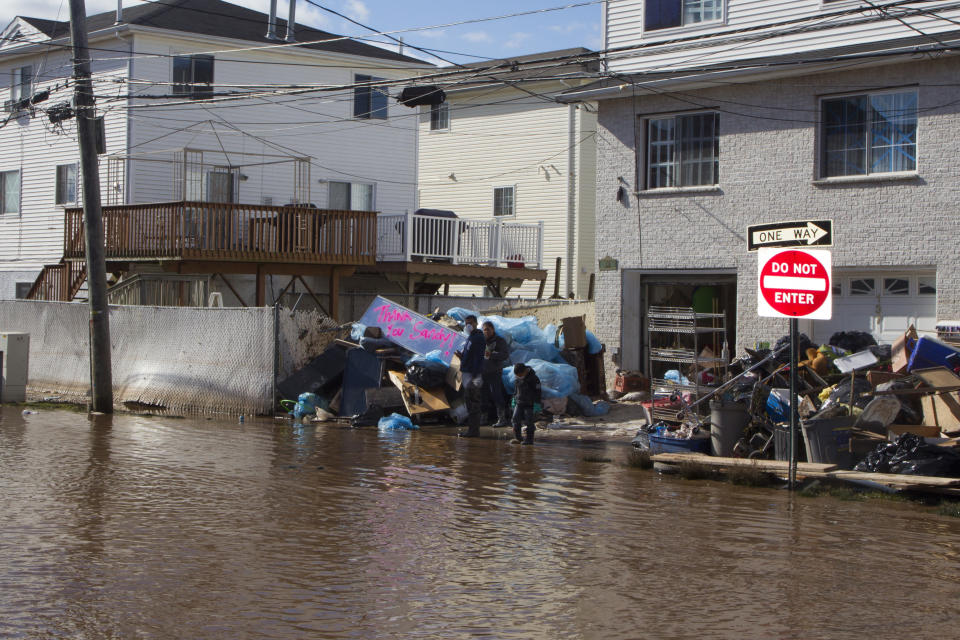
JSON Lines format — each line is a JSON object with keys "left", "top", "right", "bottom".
{"left": 920, "top": 394, "right": 960, "bottom": 435}
{"left": 891, "top": 325, "right": 918, "bottom": 373}
{"left": 561, "top": 315, "right": 587, "bottom": 349}
{"left": 866, "top": 370, "right": 903, "bottom": 388}
{"left": 887, "top": 425, "right": 943, "bottom": 439}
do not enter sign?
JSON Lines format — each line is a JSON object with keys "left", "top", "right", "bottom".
{"left": 757, "top": 248, "right": 832, "bottom": 319}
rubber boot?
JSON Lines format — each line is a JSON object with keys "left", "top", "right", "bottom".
{"left": 522, "top": 427, "right": 534, "bottom": 445}
{"left": 463, "top": 412, "right": 480, "bottom": 438}
{"left": 512, "top": 426, "right": 523, "bottom": 444}
{"left": 493, "top": 407, "right": 510, "bottom": 427}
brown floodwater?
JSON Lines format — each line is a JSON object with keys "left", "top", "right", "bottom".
{"left": 1, "top": 406, "right": 958, "bottom": 639}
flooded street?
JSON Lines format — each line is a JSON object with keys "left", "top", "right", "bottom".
{"left": 1, "top": 406, "right": 958, "bottom": 639}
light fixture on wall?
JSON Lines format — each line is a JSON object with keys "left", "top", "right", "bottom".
{"left": 616, "top": 185, "right": 627, "bottom": 203}
{"left": 448, "top": 173, "right": 457, "bottom": 181}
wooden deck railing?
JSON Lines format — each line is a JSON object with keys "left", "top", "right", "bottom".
{"left": 64, "top": 201, "right": 377, "bottom": 265}
{"left": 26, "top": 260, "right": 87, "bottom": 301}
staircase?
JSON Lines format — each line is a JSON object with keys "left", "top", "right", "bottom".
{"left": 25, "top": 260, "right": 87, "bottom": 301}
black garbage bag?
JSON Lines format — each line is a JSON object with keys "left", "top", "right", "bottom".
{"left": 829, "top": 330, "right": 877, "bottom": 353}
{"left": 773, "top": 333, "right": 813, "bottom": 364}
{"left": 854, "top": 433, "right": 960, "bottom": 477}
{"left": 406, "top": 361, "right": 447, "bottom": 388}
{"left": 351, "top": 403, "right": 385, "bottom": 427}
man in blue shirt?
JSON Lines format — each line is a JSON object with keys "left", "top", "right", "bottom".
{"left": 457, "top": 314, "right": 486, "bottom": 437}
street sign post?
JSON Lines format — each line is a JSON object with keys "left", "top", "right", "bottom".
{"left": 756, "top": 247, "right": 833, "bottom": 490}
{"left": 747, "top": 219, "right": 832, "bottom": 251}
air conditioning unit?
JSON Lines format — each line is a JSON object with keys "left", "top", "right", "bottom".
{"left": 0, "top": 332, "right": 29, "bottom": 403}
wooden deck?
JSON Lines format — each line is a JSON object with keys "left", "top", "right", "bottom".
{"left": 63, "top": 201, "right": 377, "bottom": 266}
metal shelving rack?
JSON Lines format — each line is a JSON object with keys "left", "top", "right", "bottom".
{"left": 647, "top": 305, "right": 726, "bottom": 422}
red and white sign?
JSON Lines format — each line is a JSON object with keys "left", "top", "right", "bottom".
{"left": 757, "top": 248, "right": 832, "bottom": 319}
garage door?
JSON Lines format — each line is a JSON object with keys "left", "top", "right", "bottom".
{"left": 807, "top": 271, "right": 936, "bottom": 345}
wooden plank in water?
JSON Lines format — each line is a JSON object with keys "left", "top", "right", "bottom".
{"left": 828, "top": 470, "right": 960, "bottom": 488}
{"left": 650, "top": 453, "right": 838, "bottom": 473}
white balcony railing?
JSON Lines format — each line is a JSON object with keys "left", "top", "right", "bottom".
{"left": 376, "top": 213, "right": 543, "bottom": 268}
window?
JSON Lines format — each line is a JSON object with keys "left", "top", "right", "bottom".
{"left": 849, "top": 278, "right": 876, "bottom": 296}
{"left": 0, "top": 170, "right": 19, "bottom": 214}
{"left": 172, "top": 55, "right": 214, "bottom": 99}
{"left": 645, "top": 0, "right": 723, "bottom": 31}
{"left": 10, "top": 65, "right": 32, "bottom": 102}
{"left": 353, "top": 74, "right": 388, "bottom": 120}
{"left": 646, "top": 112, "right": 719, "bottom": 189}
{"left": 55, "top": 164, "right": 78, "bottom": 205}
{"left": 329, "top": 182, "right": 374, "bottom": 210}
{"left": 15, "top": 282, "right": 32, "bottom": 299}
{"left": 883, "top": 277, "right": 909, "bottom": 296}
{"left": 430, "top": 102, "right": 449, "bottom": 131}
{"left": 493, "top": 186, "right": 515, "bottom": 217}
{"left": 820, "top": 90, "right": 917, "bottom": 177}
{"left": 918, "top": 276, "right": 936, "bottom": 295}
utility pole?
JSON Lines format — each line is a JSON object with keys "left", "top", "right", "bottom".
{"left": 68, "top": 0, "right": 113, "bottom": 413}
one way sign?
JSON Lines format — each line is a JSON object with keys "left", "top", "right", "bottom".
{"left": 747, "top": 219, "right": 833, "bottom": 251}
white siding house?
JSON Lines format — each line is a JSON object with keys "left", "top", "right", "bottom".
{"left": 417, "top": 49, "right": 598, "bottom": 299}
{"left": 0, "top": 0, "right": 431, "bottom": 300}
{"left": 564, "top": 0, "right": 960, "bottom": 379}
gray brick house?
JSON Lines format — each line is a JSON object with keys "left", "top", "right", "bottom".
{"left": 563, "top": 1, "right": 960, "bottom": 378}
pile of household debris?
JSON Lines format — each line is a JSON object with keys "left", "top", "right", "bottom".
{"left": 277, "top": 296, "right": 609, "bottom": 432}
{"left": 632, "top": 327, "right": 960, "bottom": 479}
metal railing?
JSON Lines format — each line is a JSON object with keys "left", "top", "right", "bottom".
{"left": 64, "top": 201, "right": 377, "bottom": 265}
{"left": 376, "top": 213, "right": 543, "bottom": 268}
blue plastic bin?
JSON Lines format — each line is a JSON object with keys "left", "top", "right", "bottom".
{"left": 649, "top": 434, "right": 711, "bottom": 454}
{"left": 907, "top": 336, "right": 960, "bottom": 372}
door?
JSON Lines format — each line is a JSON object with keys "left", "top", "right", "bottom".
{"left": 807, "top": 271, "right": 936, "bottom": 344}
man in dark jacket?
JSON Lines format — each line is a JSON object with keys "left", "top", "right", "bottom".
{"left": 456, "top": 315, "right": 486, "bottom": 437}
{"left": 511, "top": 363, "right": 542, "bottom": 445}
{"left": 482, "top": 321, "right": 511, "bottom": 426}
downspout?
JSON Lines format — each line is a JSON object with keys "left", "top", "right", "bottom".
{"left": 285, "top": 0, "right": 297, "bottom": 43}
{"left": 115, "top": 0, "right": 123, "bottom": 24}
{"left": 265, "top": 0, "right": 278, "bottom": 40}
{"left": 600, "top": 0, "right": 609, "bottom": 74}
{"left": 116, "top": 29, "right": 132, "bottom": 206}
{"left": 566, "top": 104, "right": 577, "bottom": 299}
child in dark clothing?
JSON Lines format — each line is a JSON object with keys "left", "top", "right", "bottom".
{"left": 511, "top": 363, "right": 542, "bottom": 445}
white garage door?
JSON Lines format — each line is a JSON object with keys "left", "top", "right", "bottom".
{"left": 806, "top": 271, "right": 936, "bottom": 345}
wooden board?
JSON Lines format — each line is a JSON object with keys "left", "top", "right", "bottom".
{"left": 649, "top": 453, "right": 838, "bottom": 474}
{"left": 828, "top": 470, "right": 960, "bottom": 488}
{"left": 445, "top": 353, "right": 462, "bottom": 391}
{"left": 387, "top": 370, "right": 450, "bottom": 415}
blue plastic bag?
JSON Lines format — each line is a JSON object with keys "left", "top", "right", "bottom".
{"left": 378, "top": 413, "right": 418, "bottom": 431}
{"left": 664, "top": 370, "right": 691, "bottom": 386}
{"left": 350, "top": 323, "right": 367, "bottom": 342}
{"left": 568, "top": 393, "right": 610, "bottom": 417}
{"left": 406, "top": 349, "right": 447, "bottom": 368}
{"left": 502, "top": 358, "right": 579, "bottom": 399}
{"left": 585, "top": 330, "right": 603, "bottom": 355}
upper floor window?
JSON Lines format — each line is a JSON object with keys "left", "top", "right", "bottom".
{"left": 493, "top": 186, "right": 515, "bottom": 217}
{"left": 645, "top": 0, "right": 723, "bottom": 31}
{"left": 172, "top": 55, "right": 214, "bottom": 100}
{"left": 329, "top": 181, "right": 375, "bottom": 210}
{"left": 1, "top": 169, "right": 20, "bottom": 214}
{"left": 646, "top": 112, "right": 719, "bottom": 189}
{"left": 430, "top": 102, "right": 449, "bottom": 131}
{"left": 55, "top": 164, "right": 78, "bottom": 205}
{"left": 354, "top": 74, "right": 388, "bottom": 120}
{"left": 820, "top": 90, "right": 917, "bottom": 178}
{"left": 6, "top": 65, "right": 32, "bottom": 110}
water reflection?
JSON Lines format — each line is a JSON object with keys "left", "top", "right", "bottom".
{"left": 0, "top": 407, "right": 958, "bottom": 639}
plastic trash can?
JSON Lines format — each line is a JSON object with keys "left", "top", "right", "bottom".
{"left": 710, "top": 400, "right": 750, "bottom": 457}
{"left": 801, "top": 416, "right": 855, "bottom": 468}
{"left": 773, "top": 423, "right": 806, "bottom": 462}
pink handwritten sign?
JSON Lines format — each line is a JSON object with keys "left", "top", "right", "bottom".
{"left": 359, "top": 296, "right": 466, "bottom": 364}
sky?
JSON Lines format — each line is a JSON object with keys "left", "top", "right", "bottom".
{"left": 0, "top": 0, "right": 603, "bottom": 65}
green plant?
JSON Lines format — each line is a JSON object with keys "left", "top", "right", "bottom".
{"left": 938, "top": 501, "right": 960, "bottom": 518}
{"left": 625, "top": 449, "right": 653, "bottom": 469}
{"left": 583, "top": 454, "right": 613, "bottom": 463}
{"left": 677, "top": 460, "right": 715, "bottom": 481}
{"left": 726, "top": 464, "right": 779, "bottom": 487}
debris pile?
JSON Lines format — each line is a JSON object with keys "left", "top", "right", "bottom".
{"left": 276, "top": 296, "right": 609, "bottom": 433}
{"left": 632, "top": 325, "right": 960, "bottom": 477}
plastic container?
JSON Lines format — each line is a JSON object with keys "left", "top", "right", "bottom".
{"left": 709, "top": 400, "right": 750, "bottom": 457}
{"left": 648, "top": 433, "right": 711, "bottom": 454}
{"left": 801, "top": 416, "right": 854, "bottom": 467}
{"left": 907, "top": 336, "right": 960, "bottom": 371}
